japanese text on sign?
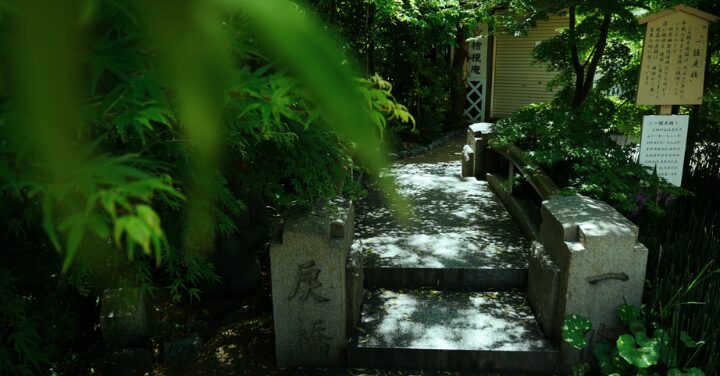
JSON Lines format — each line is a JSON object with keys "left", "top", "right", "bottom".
{"left": 637, "top": 12, "right": 709, "bottom": 104}
{"left": 639, "top": 115, "right": 689, "bottom": 186}
{"left": 466, "top": 23, "right": 487, "bottom": 79}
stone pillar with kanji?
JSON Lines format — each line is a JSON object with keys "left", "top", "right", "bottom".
{"left": 270, "top": 199, "right": 359, "bottom": 367}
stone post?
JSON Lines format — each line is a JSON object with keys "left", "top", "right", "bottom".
{"left": 462, "top": 122, "right": 503, "bottom": 179}
{"left": 526, "top": 194, "right": 648, "bottom": 370}
{"left": 270, "top": 199, "right": 357, "bottom": 367}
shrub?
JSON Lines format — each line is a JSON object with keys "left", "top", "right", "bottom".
{"left": 492, "top": 96, "right": 685, "bottom": 214}
{"left": 562, "top": 305, "right": 706, "bottom": 375}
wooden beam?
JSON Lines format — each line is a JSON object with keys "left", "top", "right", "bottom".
{"left": 639, "top": 4, "right": 719, "bottom": 25}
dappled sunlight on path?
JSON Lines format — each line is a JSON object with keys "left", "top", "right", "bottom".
{"left": 355, "top": 161, "right": 529, "bottom": 270}
{"left": 355, "top": 289, "right": 551, "bottom": 351}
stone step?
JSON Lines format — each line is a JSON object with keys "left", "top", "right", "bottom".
{"left": 355, "top": 161, "right": 531, "bottom": 290}
{"left": 363, "top": 266, "right": 527, "bottom": 290}
{"left": 347, "top": 289, "right": 559, "bottom": 373}
{"left": 296, "top": 367, "right": 535, "bottom": 375}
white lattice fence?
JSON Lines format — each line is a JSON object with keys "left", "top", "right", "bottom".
{"left": 464, "top": 80, "right": 485, "bottom": 122}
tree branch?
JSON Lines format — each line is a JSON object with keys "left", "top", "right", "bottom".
{"left": 568, "top": 5, "right": 583, "bottom": 79}
{"left": 583, "top": 12, "right": 612, "bottom": 91}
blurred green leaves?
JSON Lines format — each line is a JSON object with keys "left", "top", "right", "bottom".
{"left": 1, "top": 0, "right": 413, "bottom": 276}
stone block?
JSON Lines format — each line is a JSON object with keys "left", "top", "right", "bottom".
{"left": 468, "top": 122, "right": 493, "bottom": 137}
{"left": 271, "top": 199, "right": 354, "bottom": 367}
{"left": 527, "top": 242, "right": 560, "bottom": 341}
{"left": 100, "top": 288, "right": 148, "bottom": 348}
{"left": 537, "top": 194, "right": 648, "bottom": 371}
{"left": 163, "top": 333, "right": 203, "bottom": 362}
{"left": 346, "top": 243, "right": 364, "bottom": 335}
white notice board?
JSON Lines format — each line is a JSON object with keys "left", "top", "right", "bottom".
{"left": 639, "top": 115, "right": 689, "bottom": 186}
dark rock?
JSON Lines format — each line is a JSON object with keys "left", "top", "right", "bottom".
{"left": 163, "top": 333, "right": 203, "bottom": 362}
{"left": 238, "top": 226, "right": 268, "bottom": 250}
{"left": 248, "top": 190, "right": 269, "bottom": 226}
{"left": 236, "top": 189, "right": 269, "bottom": 228}
{"left": 201, "top": 227, "right": 266, "bottom": 298}
{"left": 222, "top": 304, "right": 263, "bottom": 325}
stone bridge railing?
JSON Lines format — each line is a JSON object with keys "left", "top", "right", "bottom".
{"left": 463, "top": 123, "right": 649, "bottom": 370}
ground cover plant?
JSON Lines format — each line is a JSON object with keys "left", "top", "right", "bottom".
{"left": 562, "top": 306, "right": 705, "bottom": 375}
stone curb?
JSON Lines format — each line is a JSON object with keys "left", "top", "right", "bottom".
{"left": 388, "top": 129, "right": 464, "bottom": 161}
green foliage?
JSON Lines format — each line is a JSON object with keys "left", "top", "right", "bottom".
{"left": 306, "top": 0, "right": 484, "bottom": 142}
{"left": 0, "top": 270, "right": 47, "bottom": 376}
{"left": 1, "top": 0, "right": 412, "bottom": 282}
{"left": 563, "top": 314, "right": 592, "bottom": 350}
{"left": 0, "top": 0, "right": 414, "bottom": 372}
{"left": 562, "top": 305, "right": 706, "bottom": 375}
{"left": 492, "top": 97, "right": 685, "bottom": 215}
{"left": 484, "top": 0, "right": 648, "bottom": 108}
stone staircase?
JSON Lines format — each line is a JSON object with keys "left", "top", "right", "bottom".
{"left": 346, "top": 161, "right": 559, "bottom": 373}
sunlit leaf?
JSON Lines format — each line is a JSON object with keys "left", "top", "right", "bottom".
{"left": 562, "top": 314, "right": 592, "bottom": 350}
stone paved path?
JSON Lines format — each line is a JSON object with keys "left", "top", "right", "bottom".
{"left": 355, "top": 289, "right": 551, "bottom": 351}
{"left": 341, "top": 133, "right": 557, "bottom": 373}
{"left": 356, "top": 161, "right": 529, "bottom": 270}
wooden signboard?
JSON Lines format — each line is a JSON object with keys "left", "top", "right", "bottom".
{"left": 637, "top": 5, "right": 719, "bottom": 105}
{"left": 466, "top": 23, "right": 488, "bottom": 80}
{"left": 464, "top": 23, "right": 489, "bottom": 121}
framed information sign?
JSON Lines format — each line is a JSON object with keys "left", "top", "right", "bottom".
{"left": 639, "top": 115, "right": 689, "bottom": 186}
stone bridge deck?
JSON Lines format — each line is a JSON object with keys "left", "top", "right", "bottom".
{"left": 356, "top": 161, "right": 530, "bottom": 290}
{"left": 345, "top": 137, "right": 558, "bottom": 373}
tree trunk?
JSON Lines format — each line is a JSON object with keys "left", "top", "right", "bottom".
{"left": 569, "top": 7, "right": 612, "bottom": 109}
{"left": 448, "top": 27, "right": 469, "bottom": 130}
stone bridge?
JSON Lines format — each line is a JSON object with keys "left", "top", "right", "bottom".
{"left": 270, "top": 123, "right": 649, "bottom": 374}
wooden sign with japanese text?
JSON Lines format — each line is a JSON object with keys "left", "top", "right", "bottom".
{"left": 639, "top": 115, "right": 689, "bottom": 186}
{"left": 464, "top": 23, "right": 489, "bottom": 121}
{"left": 637, "top": 5, "right": 718, "bottom": 105}
{"left": 466, "top": 23, "right": 488, "bottom": 80}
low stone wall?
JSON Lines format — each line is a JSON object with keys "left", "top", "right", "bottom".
{"left": 269, "top": 199, "right": 362, "bottom": 367}
{"left": 461, "top": 123, "right": 649, "bottom": 372}
{"left": 389, "top": 129, "right": 464, "bottom": 160}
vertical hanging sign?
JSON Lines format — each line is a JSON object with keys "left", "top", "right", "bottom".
{"left": 464, "top": 23, "right": 488, "bottom": 122}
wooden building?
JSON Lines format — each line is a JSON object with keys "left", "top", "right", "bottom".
{"left": 465, "top": 15, "right": 567, "bottom": 121}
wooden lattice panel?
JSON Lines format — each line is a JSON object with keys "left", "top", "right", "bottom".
{"left": 464, "top": 80, "right": 484, "bottom": 122}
